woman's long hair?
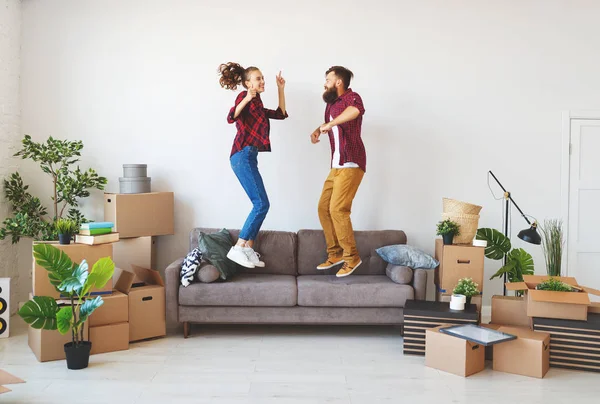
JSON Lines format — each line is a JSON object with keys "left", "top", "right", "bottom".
{"left": 218, "top": 62, "right": 259, "bottom": 90}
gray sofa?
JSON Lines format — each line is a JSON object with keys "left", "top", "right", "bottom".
{"left": 165, "top": 228, "right": 427, "bottom": 337}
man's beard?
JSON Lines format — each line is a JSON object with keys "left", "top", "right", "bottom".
{"left": 322, "top": 87, "right": 338, "bottom": 104}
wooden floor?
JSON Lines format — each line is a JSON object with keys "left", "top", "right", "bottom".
{"left": 0, "top": 316, "right": 598, "bottom": 404}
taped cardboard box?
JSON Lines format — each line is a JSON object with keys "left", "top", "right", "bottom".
{"left": 112, "top": 236, "right": 156, "bottom": 283}
{"left": 33, "top": 242, "right": 113, "bottom": 299}
{"left": 90, "top": 322, "right": 129, "bottom": 355}
{"left": 89, "top": 291, "right": 128, "bottom": 327}
{"left": 506, "top": 275, "right": 600, "bottom": 321}
{"left": 425, "top": 326, "right": 485, "bottom": 377}
{"left": 28, "top": 320, "right": 89, "bottom": 362}
{"left": 104, "top": 192, "right": 174, "bottom": 238}
{"left": 493, "top": 326, "right": 550, "bottom": 378}
{"left": 434, "top": 239, "right": 484, "bottom": 295}
{"left": 491, "top": 295, "right": 531, "bottom": 329}
{"left": 115, "top": 265, "right": 166, "bottom": 342}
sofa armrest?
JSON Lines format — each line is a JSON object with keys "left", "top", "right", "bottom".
{"left": 412, "top": 268, "right": 427, "bottom": 301}
{"left": 165, "top": 258, "right": 184, "bottom": 324}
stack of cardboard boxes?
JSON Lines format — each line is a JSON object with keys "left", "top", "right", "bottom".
{"left": 28, "top": 191, "right": 174, "bottom": 362}
{"left": 434, "top": 239, "right": 485, "bottom": 312}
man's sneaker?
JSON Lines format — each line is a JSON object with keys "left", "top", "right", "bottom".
{"left": 227, "top": 246, "right": 255, "bottom": 268}
{"left": 317, "top": 256, "right": 344, "bottom": 270}
{"left": 336, "top": 259, "right": 362, "bottom": 278}
{"left": 243, "top": 247, "right": 265, "bottom": 267}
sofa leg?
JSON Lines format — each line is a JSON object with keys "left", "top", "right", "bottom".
{"left": 183, "top": 322, "right": 190, "bottom": 338}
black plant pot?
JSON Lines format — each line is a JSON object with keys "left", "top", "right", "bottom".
{"left": 64, "top": 341, "right": 92, "bottom": 370}
{"left": 442, "top": 233, "right": 454, "bottom": 245}
{"left": 58, "top": 233, "right": 72, "bottom": 245}
{"left": 465, "top": 296, "right": 472, "bottom": 306}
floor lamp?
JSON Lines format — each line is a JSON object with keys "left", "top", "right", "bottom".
{"left": 488, "top": 171, "right": 542, "bottom": 295}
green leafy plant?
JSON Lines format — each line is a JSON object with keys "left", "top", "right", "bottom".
{"left": 536, "top": 277, "right": 575, "bottom": 292}
{"left": 0, "top": 135, "right": 107, "bottom": 244}
{"left": 476, "top": 228, "right": 534, "bottom": 285}
{"left": 541, "top": 219, "right": 564, "bottom": 277}
{"left": 55, "top": 218, "right": 78, "bottom": 236}
{"left": 436, "top": 219, "right": 461, "bottom": 236}
{"left": 18, "top": 244, "right": 115, "bottom": 346}
{"left": 453, "top": 277, "right": 480, "bottom": 297}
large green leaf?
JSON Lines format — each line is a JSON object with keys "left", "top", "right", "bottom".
{"left": 78, "top": 296, "right": 104, "bottom": 324}
{"left": 81, "top": 257, "right": 114, "bottom": 296}
{"left": 56, "top": 306, "right": 73, "bottom": 335}
{"left": 33, "top": 244, "right": 74, "bottom": 292}
{"left": 17, "top": 296, "right": 59, "bottom": 330}
{"left": 476, "top": 228, "right": 511, "bottom": 260}
{"left": 58, "top": 260, "right": 89, "bottom": 294}
{"left": 507, "top": 248, "right": 534, "bottom": 282}
{"left": 490, "top": 260, "right": 516, "bottom": 281}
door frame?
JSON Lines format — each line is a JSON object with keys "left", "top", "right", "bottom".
{"left": 561, "top": 110, "right": 600, "bottom": 276}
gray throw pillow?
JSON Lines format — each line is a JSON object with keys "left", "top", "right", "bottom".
{"left": 386, "top": 265, "right": 413, "bottom": 284}
{"left": 376, "top": 244, "right": 439, "bottom": 269}
{"left": 197, "top": 228, "right": 238, "bottom": 280}
{"left": 197, "top": 262, "right": 220, "bottom": 283}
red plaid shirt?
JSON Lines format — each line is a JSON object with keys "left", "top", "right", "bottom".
{"left": 324, "top": 89, "right": 367, "bottom": 172}
{"left": 227, "top": 91, "right": 288, "bottom": 157}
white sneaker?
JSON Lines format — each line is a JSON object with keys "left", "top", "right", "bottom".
{"left": 243, "top": 247, "right": 265, "bottom": 267}
{"left": 227, "top": 246, "right": 255, "bottom": 268}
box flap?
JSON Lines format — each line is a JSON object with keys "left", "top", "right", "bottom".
{"left": 505, "top": 282, "right": 528, "bottom": 291}
{"left": 529, "top": 290, "right": 590, "bottom": 305}
{"left": 581, "top": 286, "right": 600, "bottom": 297}
{"left": 114, "top": 268, "right": 135, "bottom": 294}
{"left": 131, "top": 264, "right": 164, "bottom": 287}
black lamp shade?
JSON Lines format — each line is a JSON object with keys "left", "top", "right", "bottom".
{"left": 518, "top": 225, "right": 542, "bottom": 245}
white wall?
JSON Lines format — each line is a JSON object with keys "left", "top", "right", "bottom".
{"left": 19, "top": 0, "right": 600, "bottom": 305}
{"left": 0, "top": 0, "right": 23, "bottom": 314}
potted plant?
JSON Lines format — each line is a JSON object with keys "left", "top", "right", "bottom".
{"left": 0, "top": 135, "right": 107, "bottom": 244}
{"left": 475, "top": 228, "right": 534, "bottom": 293}
{"left": 18, "top": 244, "right": 114, "bottom": 370}
{"left": 436, "top": 219, "right": 461, "bottom": 245}
{"left": 540, "top": 219, "right": 564, "bottom": 277}
{"left": 536, "top": 277, "right": 575, "bottom": 292}
{"left": 55, "top": 218, "right": 78, "bottom": 245}
{"left": 453, "top": 277, "right": 480, "bottom": 306}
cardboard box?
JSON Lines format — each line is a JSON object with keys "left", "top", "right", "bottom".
{"left": 425, "top": 326, "right": 485, "bottom": 377}
{"left": 28, "top": 320, "right": 89, "bottom": 362}
{"left": 115, "top": 265, "right": 166, "bottom": 342}
{"left": 493, "top": 326, "right": 550, "bottom": 378}
{"left": 112, "top": 236, "right": 156, "bottom": 283}
{"left": 491, "top": 295, "right": 531, "bottom": 328}
{"left": 434, "top": 239, "right": 484, "bottom": 294}
{"left": 104, "top": 192, "right": 174, "bottom": 238}
{"left": 436, "top": 290, "right": 482, "bottom": 313}
{"left": 481, "top": 323, "right": 531, "bottom": 361}
{"left": 589, "top": 302, "right": 600, "bottom": 314}
{"left": 90, "top": 322, "right": 129, "bottom": 355}
{"left": 33, "top": 242, "right": 114, "bottom": 299}
{"left": 89, "top": 291, "right": 129, "bottom": 327}
{"left": 506, "top": 275, "right": 600, "bottom": 321}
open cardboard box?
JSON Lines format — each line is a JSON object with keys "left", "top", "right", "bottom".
{"left": 506, "top": 275, "right": 600, "bottom": 321}
{"left": 115, "top": 265, "right": 166, "bottom": 342}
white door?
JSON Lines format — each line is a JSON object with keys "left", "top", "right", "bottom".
{"left": 567, "top": 118, "right": 600, "bottom": 301}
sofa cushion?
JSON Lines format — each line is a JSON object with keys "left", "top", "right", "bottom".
{"left": 386, "top": 264, "right": 413, "bottom": 284}
{"left": 190, "top": 228, "right": 297, "bottom": 276}
{"left": 297, "top": 275, "right": 414, "bottom": 308}
{"left": 297, "top": 229, "right": 407, "bottom": 276}
{"left": 179, "top": 274, "right": 297, "bottom": 307}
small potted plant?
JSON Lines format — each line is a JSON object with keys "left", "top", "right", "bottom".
{"left": 453, "top": 277, "right": 480, "bottom": 306}
{"left": 18, "top": 244, "right": 114, "bottom": 370}
{"left": 55, "top": 218, "right": 77, "bottom": 245}
{"left": 436, "top": 219, "right": 461, "bottom": 245}
{"left": 535, "top": 277, "right": 575, "bottom": 292}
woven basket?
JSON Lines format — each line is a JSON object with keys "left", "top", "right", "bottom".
{"left": 442, "top": 198, "right": 483, "bottom": 215}
{"left": 442, "top": 212, "right": 480, "bottom": 244}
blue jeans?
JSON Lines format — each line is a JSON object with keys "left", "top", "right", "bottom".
{"left": 230, "top": 146, "right": 270, "bottom": 241}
